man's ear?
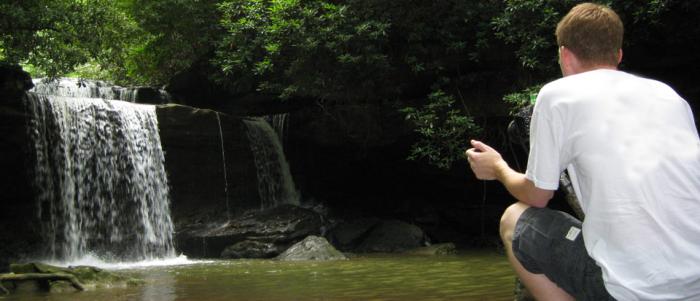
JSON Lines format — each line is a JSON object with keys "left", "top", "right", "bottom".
{"left": 559, "top": 46, "right": 577, "bottom": 76}
{"left": 617, "top": 48, "right": 623, "bottom": 64}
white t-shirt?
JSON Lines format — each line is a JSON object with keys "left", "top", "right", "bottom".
{"left": 526, "top": 69, "right": 700, "bottom": 300}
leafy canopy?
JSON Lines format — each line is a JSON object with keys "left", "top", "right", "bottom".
{"left": 2, "top": 0, "right": 695, "bottom": 168}
{"left": 0, "top": 0, "right": 142, "bottom": 81}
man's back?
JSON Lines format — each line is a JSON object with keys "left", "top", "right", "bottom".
{"left": 530, "top": 69, "right": 700, "bottom": 299}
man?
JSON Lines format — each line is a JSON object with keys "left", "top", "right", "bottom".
{"left": 466, "top": 3, "right": 700, "bottom": 300}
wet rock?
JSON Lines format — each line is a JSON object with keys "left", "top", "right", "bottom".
{"left": 356, "top": 220, "right": 426, "bottom": 253}
{"left": 221, "top": 240, "right": 280, "bottom": 259}
{"left": 177, "top": 204, "right": 323, "bottom": 258}
{"left": 327, "top": 217, "right": 380, "bottom": 251}
{"left": 156, "top": 104, "right": 261, "bottom": 229}
{"left": 127, "top": 86, "right": 170, "bottom": 104}
{"left": 276, "top": 236, "right": 346, "bottom": 261}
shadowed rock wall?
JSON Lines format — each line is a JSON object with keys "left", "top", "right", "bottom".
{"left": 156, "top": 104, "right": 262, "bottom": 229}
{"left": 0, "top": 96, "right": 43, "bottom": 266}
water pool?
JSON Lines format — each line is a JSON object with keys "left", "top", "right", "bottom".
{"left": 2, "top": 251, "right": 515, "bottom": 301}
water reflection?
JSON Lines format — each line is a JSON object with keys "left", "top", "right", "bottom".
{"left": 140, "top": 270, "right": 175, "bottom": 301}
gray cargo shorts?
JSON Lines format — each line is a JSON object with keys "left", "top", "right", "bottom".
{"left": 512, "top": 207, "right": 615, "bottom": 301}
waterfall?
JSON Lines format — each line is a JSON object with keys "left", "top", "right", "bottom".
{"left": 214, "top": 112, "right": 231, "bottom": 221}
{"left": 243, "top": 117, "right": 299, "bottom": 209}
{"left": 25, "top": 85, "right": 175, "bottom": 262}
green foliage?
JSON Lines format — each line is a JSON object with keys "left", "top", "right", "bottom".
{"left": 124, "top": 0, "right": 223, "bottom": 85}
{"left": 215, "top": 0, "right": 503, "bottom": 100}
{"left": 492, "top": 0, "right": 671, "bottom": 72}
{"left": 65, "top": 61, "right": 115, "bottom": 80}
{"left": 215, "top": 0, "right": 503, "bottom": 168}
{"left": 401, "top": 91, "right": 480, "bottom": 170}
{"left": 492, "top": 0, "right": 573, "bottom": 71}
{"left": 216, "top": 0, "right": 392, "bottom": 98}
{"left": 2, "top": 0, "right": 695, "bottom": 169}
{"left": 0, "top": 0, "right": 142, "bottom": 81}
{"left": 503, "top": 85, "right": 542, "bottom": 114}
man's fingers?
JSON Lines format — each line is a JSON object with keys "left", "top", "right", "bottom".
{"left": 465, "top": 148, "right": 479, "bottom": 160}
{"left": 470, "top": 139, "right": 493, "bottom": 152}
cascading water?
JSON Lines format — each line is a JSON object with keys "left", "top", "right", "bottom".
{"left": 26, "top": 79, "right": 175, "bottom": 262}
{"left": 266, "top": 113, "right": 289, "bottom": 145}
{"left": 243, "top": 117, "right": 299, "bottom": 209}
{"left": 32, "top": 78, "right": 127, "bottom": 101}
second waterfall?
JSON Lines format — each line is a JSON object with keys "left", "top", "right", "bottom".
{"left": 243, "top": 116, "right": 300, "bottom": 209}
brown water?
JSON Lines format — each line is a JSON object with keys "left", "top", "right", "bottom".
{"left": 1, "top": 251, "right": 515, "bottom": 301}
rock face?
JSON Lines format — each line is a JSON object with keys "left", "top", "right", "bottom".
{"left": 0, "top": 67, "right": 45, "bottom": 264}
{"left": 276, "top": 236, "right": 347, "bottom": 261}
{"left": 177, "top": 204, "right": 323, "bottom": 258}
{"left": 156, "top": 104, "right": 262, "bottom": 228}
{"left": 0, "top": 98, "right": 42, "bottom": 263}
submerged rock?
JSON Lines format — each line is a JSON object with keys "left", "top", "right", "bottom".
{"left": 405, "top": 243, "right": 457, "bottom": 256}
{"left": 276, "top": 236, "right": 347, "bottom": 261}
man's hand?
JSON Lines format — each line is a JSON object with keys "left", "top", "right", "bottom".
{"left": 465, "top": 140, "right": 508, "bottom": 181}
{"left": 466, "top": 139, "right": 553, "bottom": 207}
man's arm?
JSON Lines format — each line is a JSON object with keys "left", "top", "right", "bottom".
{"left": 465, "top": 140, "right": 553, "bottom": 207}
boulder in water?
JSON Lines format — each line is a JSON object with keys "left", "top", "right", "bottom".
{"left": 356, "top": 220, "right": 427, "bottom": 253}
{"left": 327, "top": 217, "right": 380, "bottom": 251}
{"left": 276, "top": 236, "right": 347, "bottom": 261}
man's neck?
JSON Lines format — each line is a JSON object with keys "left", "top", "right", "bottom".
{"left": 566, "top": 64, "right": 618, "bottom": 76}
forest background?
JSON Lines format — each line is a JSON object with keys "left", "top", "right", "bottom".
{"left": 2, "top": 0, "right": 698, "bottom": 169}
